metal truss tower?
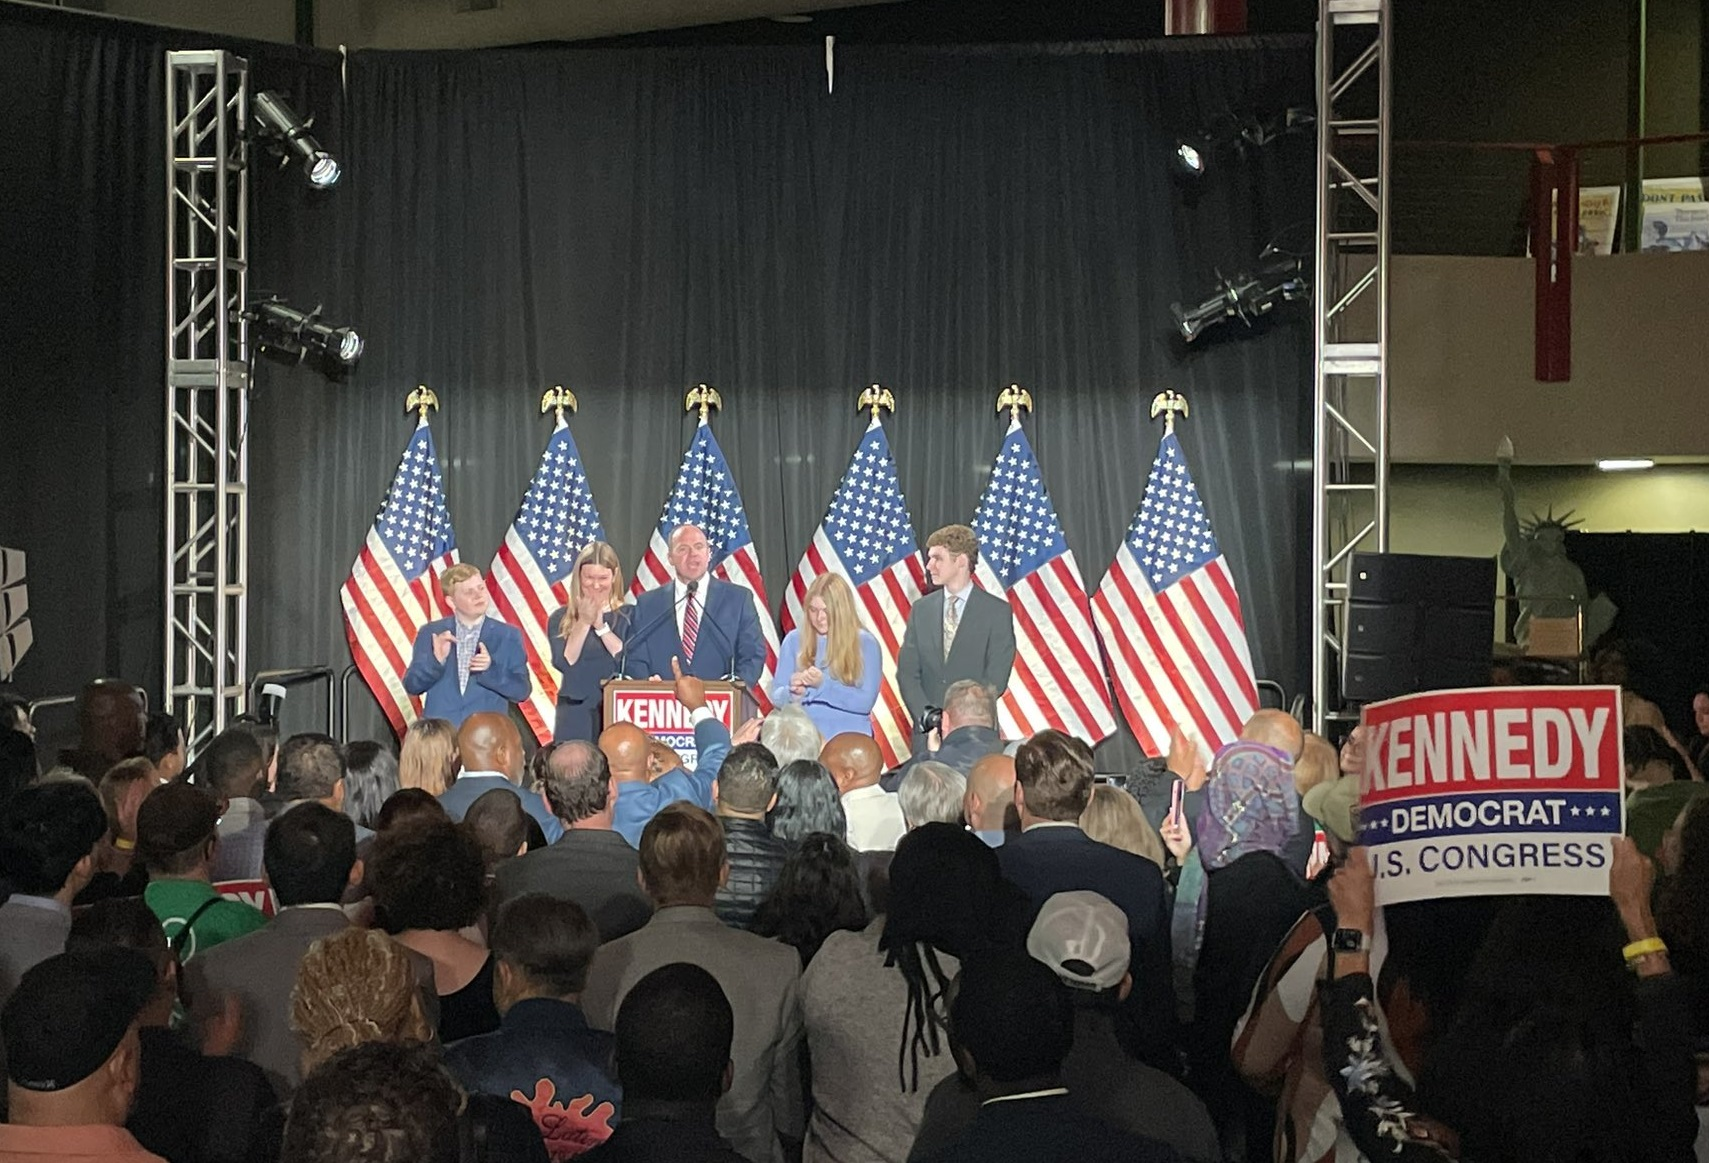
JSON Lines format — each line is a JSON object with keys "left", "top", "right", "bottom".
{"left": 1310, "top": 0, "right": 1391, "bottom": 732}
{"left": 166, "top": 51, "right": 250, "bottom": 754}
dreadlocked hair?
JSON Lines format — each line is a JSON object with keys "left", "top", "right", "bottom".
{"left": 878, "top": 822, "right": 1023, "bottom": 1092}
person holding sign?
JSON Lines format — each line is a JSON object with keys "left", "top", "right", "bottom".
{"left": 1318, "top": 840, "right": 1697, "bottom": 1162}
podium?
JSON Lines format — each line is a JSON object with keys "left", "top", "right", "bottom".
{"left": 602, "top": 678, "right": 757, "bottom": 770}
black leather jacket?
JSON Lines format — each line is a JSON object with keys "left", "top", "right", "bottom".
{"left": 714, "top": 816, "right": 789, "bottom": 929}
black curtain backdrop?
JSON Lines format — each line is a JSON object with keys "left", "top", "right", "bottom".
{"left": 5, "top": 9, "right": 1314, "bottom": 765}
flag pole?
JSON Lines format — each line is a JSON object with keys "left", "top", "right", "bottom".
{"left": 1148, "top": 390, "right": 1190, "bottom": 436}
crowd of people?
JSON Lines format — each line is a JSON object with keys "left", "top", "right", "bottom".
{"left": 2, "top": 641, "right": 1709, "bottom": 1163}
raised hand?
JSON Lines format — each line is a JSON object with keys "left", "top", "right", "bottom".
{"left": 1327, "top": 845, "right": 1376, "bottom": 933}
{"left": 671, "top": 656, "right": 707, "bottom": 712}
{"left": 432, "top": 630, "right": 456, "bottom": 663}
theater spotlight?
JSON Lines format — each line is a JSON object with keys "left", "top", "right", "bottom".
{"left": 1170, "top": 253, "right": 1309, "bottom": 343}
{"left": 251, "top": 91, "right": 341, "bottom": 188}
{"left": 1171, "top": 106, "right": 1314, "bottom": 181}
{"left": 245, "top": 298, "right": 364, "bottom": 369}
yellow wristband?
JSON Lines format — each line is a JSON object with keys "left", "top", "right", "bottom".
{"left": 113, "top": 838, "right": 135, "bottom": 852}
{"left": 1623, "top": 937, "right": 1667, "bottom": 962}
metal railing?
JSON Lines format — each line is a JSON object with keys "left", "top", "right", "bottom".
{"left": 249, "top": 666, "right": 338, "bottom": 739}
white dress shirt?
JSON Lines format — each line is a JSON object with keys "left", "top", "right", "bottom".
{"left": 841, "top": 783, "right": 907, "bottom": 853}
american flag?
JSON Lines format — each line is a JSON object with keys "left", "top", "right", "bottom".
{"left": 1091, "top": 430, "right": 1257, "bottom": 758}
{"left": 971, "top": 420, "right": 1116, "bottom": 744}
{"left": 340, "top": 418, "right": 459, "bottom": 737}
{"left": 631, "top": 420, "right": 779, "bottom": 711}
{"left": 487, "top": 417, "right": 607, "bottom": 744}
{"left": 783, "top": 418, "right": 927, "bottom": 768}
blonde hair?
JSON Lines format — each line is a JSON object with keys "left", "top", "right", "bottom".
{"left": 797, "top": 573, "right": 864, "bottom": 687}
{"left": 398, "top": 718, "right": 459, "bottom": 797}
{"left": 1079, "top": 784, "right": 1165, "bottom": 869}
{"left": 437, "top": 562, "right": 481, "bottom": 595}
{"left": 557, "top": 541, "right": 626, "bottom": 639}
{"left": 1293, "top": 733, "right": 1337, "bottom": 799}
{"left": 291, "top": 928, "right": 433, "bottom": 1075}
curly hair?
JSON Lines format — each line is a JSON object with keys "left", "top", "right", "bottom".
{"left": 365, "top": 819, "right": 486, "bottom": 933}
{"left": 282, "top": 1040, "right": 463, "bottom": 1163}
{"left": 751, "top": 832, "right": 869, "bottom": 966}
{"left": 291, "top": 928, "right": 432, "bottom": 1076}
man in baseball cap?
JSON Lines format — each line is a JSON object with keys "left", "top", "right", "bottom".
{"left": 913, "top": 892, "right": 1220, "bottom": 1162}
{"left": 0, "top": 947, "right": 164, "bottom": 1161}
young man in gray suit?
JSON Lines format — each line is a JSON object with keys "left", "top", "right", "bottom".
{"left": 897, "top": 524, "right": 1017, "bottom": 749}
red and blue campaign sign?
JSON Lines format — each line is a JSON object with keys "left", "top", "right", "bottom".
{"left": 607, "top": 687, "right": 737, "bottom": 770}
{"left": 1358, "top": 685, "right": 1624, "bottom": 905}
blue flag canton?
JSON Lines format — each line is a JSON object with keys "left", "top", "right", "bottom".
{"left": 376, "top": 423, "right": 456, "bottom": 575}
{"left": 1128, "top": 433, "right": 1220, "bottom": 591}
{"left": 658, "top": 424, "right": 753, "bottom": 561}
{"left": 972, "top": 425, "right": 1070, "bottom": 589}
{"left": 514, "top": 423, "right": 607, "bottom": 584}
{"left": 824, "top": 424, "right": 918, "bottom": 585}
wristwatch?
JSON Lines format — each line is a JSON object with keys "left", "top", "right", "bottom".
{"left": 1331, "top": 928, "right": 1370, "bottom": 954}
{"left": 594, "top": 623, "right": 613, "bottom": 638}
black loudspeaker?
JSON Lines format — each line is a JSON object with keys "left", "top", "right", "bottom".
{"left": 1344, "top": 552, "right": 1496, "bottom": 703}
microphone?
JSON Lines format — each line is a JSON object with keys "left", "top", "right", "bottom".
{"left": 257, "top": 683, "right": 287, "bottom": 727}
{"left": 617, "top": 580, "right": 695, "bottom": 680}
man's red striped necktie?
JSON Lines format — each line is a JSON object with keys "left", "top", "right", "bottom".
{"left": 681, "top": 582, "right": 700, "bottom": 663}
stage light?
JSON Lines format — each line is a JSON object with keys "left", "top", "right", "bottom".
{"left": 1171, "top": 254, "right": 1309, "bottom": 343}
{"left": 1174, "top": 140, "right": 1207, "bottom": 178}
{"left": 1596, "top": 458, "right": 1655, "bottom": 472}
{"left": 251, "top": 91, "right": 341, "bottom": 188}
{"left": 1171, "top": 105, "right": 1314, "bottom": 180}
{"left": 245, "top": 298, "right": 364, "bottom": 369}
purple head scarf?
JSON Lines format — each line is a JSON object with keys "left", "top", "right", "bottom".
{"left": 1196, "top": 741, "right": 1302, "bottom": 869}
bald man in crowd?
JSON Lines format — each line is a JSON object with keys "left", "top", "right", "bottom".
{"left": 58, "top": 680, "right": 147, "bottom": 782}
{"left": 605, "top": 660, "right": 746, "bottom": 849}
{"left": 437, "top": 713, "right": 563, "bottom": 842}
{"left": 963, "top": 753, "right": 1018, "bottom": 847}
{"left": 822, "top": 732, "right": 904, "bottom": 852}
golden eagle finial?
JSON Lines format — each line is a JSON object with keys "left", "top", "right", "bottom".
{"left": 684, "top": 383, "right": 723, "bottom": 423}
{"left": 995, "top": 384, "right": 1033, "bottom": 424}
{"left": 1149, "top": 390, "right": 1190, "bottom": 435}
{"left": 857, "top": 384, "right": 896, "bottom": 421}
{"left": 405, "top": 385, "right": 439, "bottom": 421}
{"left": 540, "top": 385, "right": 579, "bottom": 422}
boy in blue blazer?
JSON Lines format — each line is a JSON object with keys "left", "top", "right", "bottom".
{"left": 403, "top": 564, "right": 530, "bottom": 729}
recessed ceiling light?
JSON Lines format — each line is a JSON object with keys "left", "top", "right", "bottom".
{"left": 768, "top": 13, "right": 813, "bottom": 22}
{"left": 1596, "top": 458, "right": 1655, "bottom": 472}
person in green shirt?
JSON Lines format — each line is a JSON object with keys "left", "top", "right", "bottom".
{"left": 136, "top": 781, "right": 267, "bottom": 963}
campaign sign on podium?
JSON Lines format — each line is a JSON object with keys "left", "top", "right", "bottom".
{"left": 602, "top": 679, "right": 756, "bottom": 770}
{"left": 1358, "top": 685, "right": 1624, "bottom": 906}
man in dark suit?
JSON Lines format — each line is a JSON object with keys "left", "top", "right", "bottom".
{"left": 402, "top": 564, "right": 530, "bottom": 729}
{"left": 898, "top": 525, "right": 1016, "bottom": 748}
{"left": 996, "top": 730, "right": 1177, "bottom": 1072}
{"left": 623, "top": 524, "right": 766, "bottom": 689}
{"left": 495, "top": 740, "right": 654, "bottom": 944}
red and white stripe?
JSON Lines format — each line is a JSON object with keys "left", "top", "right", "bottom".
{"left": 339, "top": 530, "right": 457, "bottom": 739}
{"left": 974, "top": 553, "right": 1117, "bottom": 746}
{"left": 486, "top": 528, "right": 571, "bottom": 745}
{"left": 1092, "top": 542, "right": 1257, "bottom": 759}
{"left": 632, "top": 533, "right": 780, "bottom": 714}
{"left": 782, "top": 530, "right": 927, "bottom": 769}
